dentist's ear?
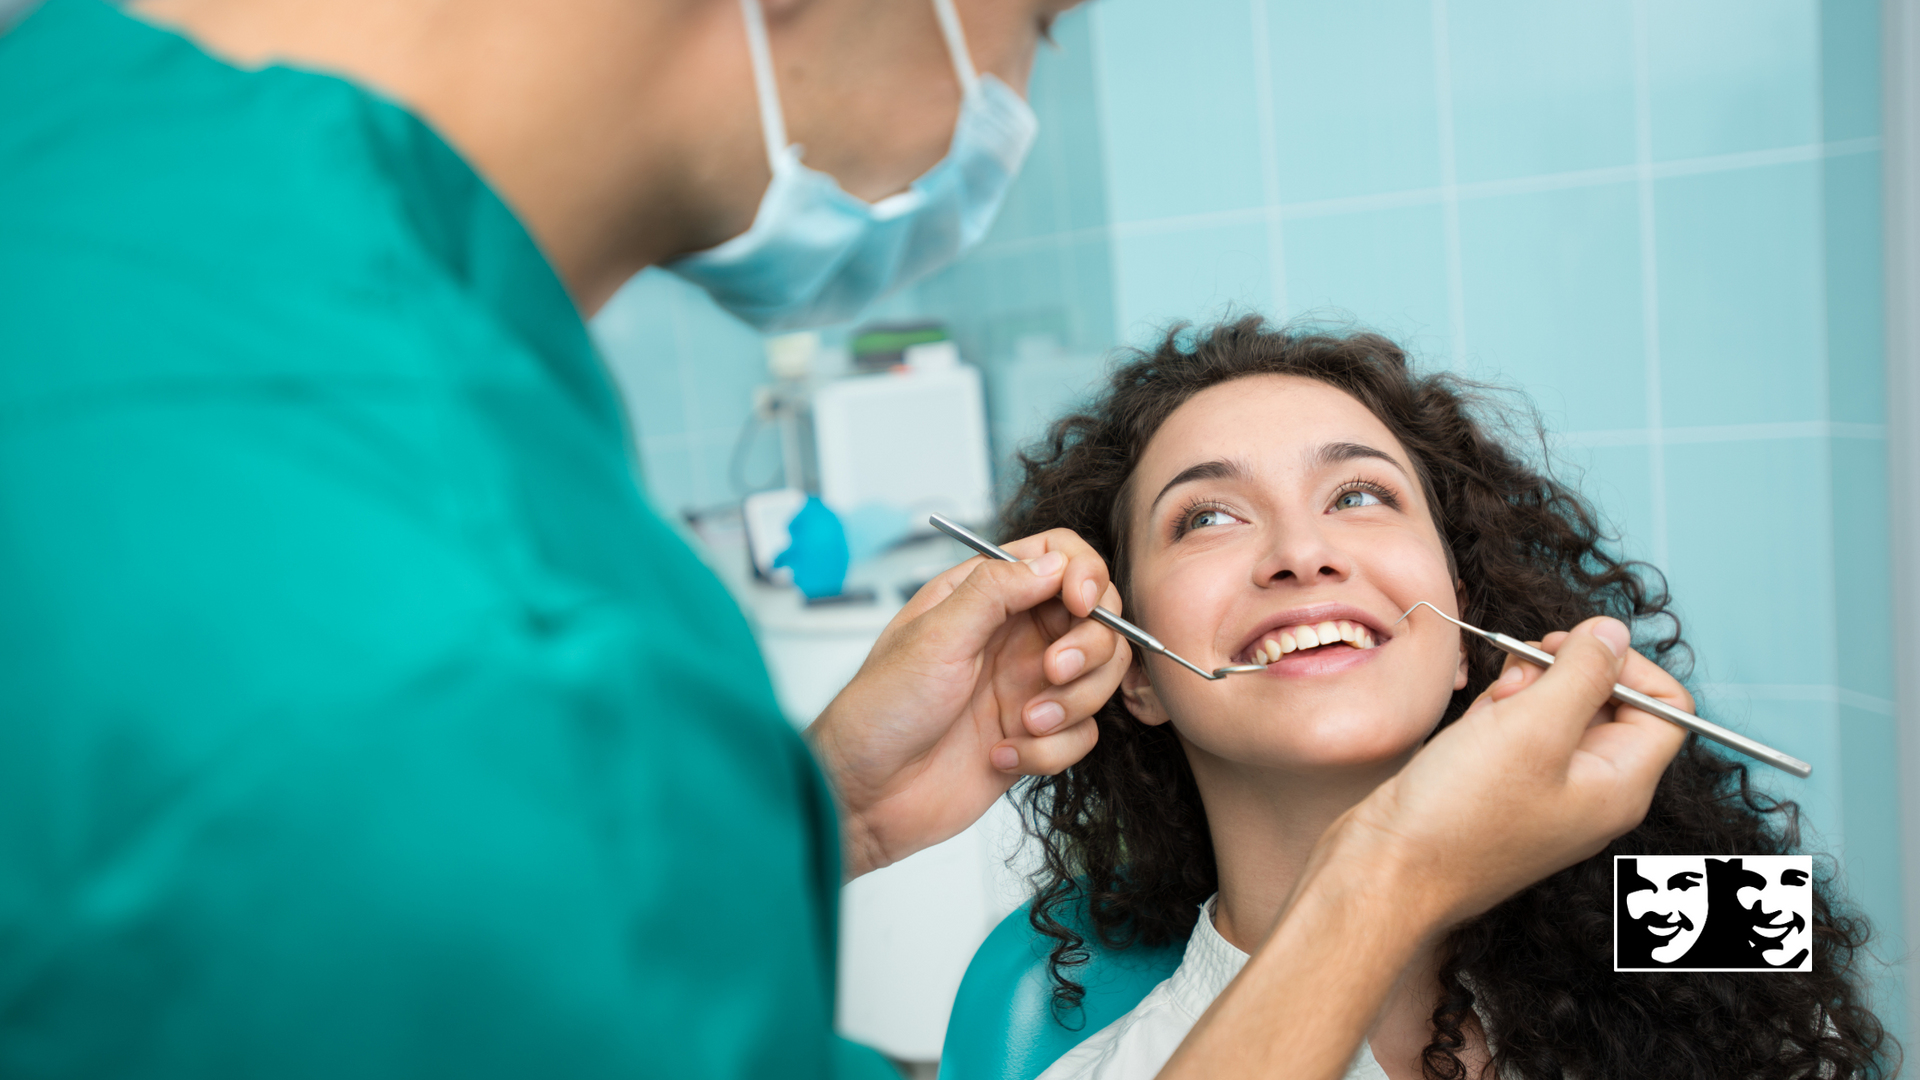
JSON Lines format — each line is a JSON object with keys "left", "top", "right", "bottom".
{"left": 1120, "top": 658, "right": 1173, "bottom": 727}
{"left": 1453, "top": 580, "right": 1470, "bottom": 692}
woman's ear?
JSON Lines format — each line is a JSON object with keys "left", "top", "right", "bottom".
{"left": 1120, "top": 659, "right": 1173, "bottom": 726}
{"left": 1453, "top": 580, "right": 1470, "bottom": 691}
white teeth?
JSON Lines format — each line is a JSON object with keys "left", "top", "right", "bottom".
{"left": 1250, "top": 621, "right": 1384, "bottom": 661}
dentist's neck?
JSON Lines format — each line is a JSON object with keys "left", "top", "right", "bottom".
{"left": 129, "top": 0, "right": 768, "bottom": 315}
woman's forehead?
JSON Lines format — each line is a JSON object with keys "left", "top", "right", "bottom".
{"left": 1139, "top": 375, "right": 1409, "bottom": 482}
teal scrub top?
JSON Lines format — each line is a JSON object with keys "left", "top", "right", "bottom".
{"left": 0, "top": 2, "right": 893, "bottom": 1076}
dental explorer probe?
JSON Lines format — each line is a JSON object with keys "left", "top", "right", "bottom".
{"left": 1396, "top": 602, "right": 1812, "bottom": 779}
{"left": 928, "top": 514, "right": 1267, "bottom": 681}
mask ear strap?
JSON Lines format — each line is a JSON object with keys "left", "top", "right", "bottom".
{"left": 930, "top": 0, "right": 981, "bottom": 98}
{"left": 739, "top": 0, "right": 789, "bottom": 164}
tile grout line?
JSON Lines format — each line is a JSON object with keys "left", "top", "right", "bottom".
{"left": 1695, "top": 683, "right": 1898, "bottom": 717}
{"left": 667, "top": 286, "right": 711, "bottom": 507}
{"left": 1429, "top": 0, "right": 1467, "bottom": 370}
{"left": 1558, "top": 420, "right": 1887, "bottom": 447}
{"left": 1631, "top": 0, "right": 1669, "bottom": 569}
{"left": 991, "top": 138, "right": 1883, "bottom": 260}
{"left": 1046, "top": 77, "right": 1085, "bottom": 350}
{"left": 1247, "top": 0, "right": 1289, "bottom": 319}
{"left": 1082, "top": 6, "right": 1130, "bottom": 346}
{"left": 1034, "top": 51, "right": 1076, "bottom": 350}
{"left": 642, "top": 425, "right": 762, "bottom": 452}
{"left": 1806, "top": 7, "right": 1843, "bottom": 759}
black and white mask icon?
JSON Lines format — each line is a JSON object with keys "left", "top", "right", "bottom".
{"left": 1614, "top": 854, "right": 1813, "bottom": 972}
{"left": 1620, "top": 855, "right": 1709, "bottom": 965}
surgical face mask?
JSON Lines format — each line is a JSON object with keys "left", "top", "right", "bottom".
{"left": 664, "top": 0, "right": 1039, "bottom": 331}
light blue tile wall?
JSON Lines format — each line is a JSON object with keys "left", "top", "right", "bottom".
{"left": 1085, "top": 0, "right": 1903, "bottom": 1036}
{"left": 1646, "top": 0, "right": 1821, "bottom": 160}
{"left": 1281, "top": 205, "right": 1454, "bottom": 353}
{"left": 591, "top": 270, "right": 776, "bottom": 515}
{"left": 1656, "top": 164, "right": 1827, "bottom": 427}
{"left": 1268, "top": 1, "right": 1444, "bottom": 202}
{"left": 1447, "top": 2, "right": 1638, "bottom": 183}
{"left": 1456, "top": 183, "right": 1647, "bottom": 431}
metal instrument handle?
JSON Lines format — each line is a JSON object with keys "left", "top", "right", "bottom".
{"left": 1486, "top": 632, "right": 1812, "bottom": 779}
{"left": 927, "top": 514, "right": 1169, "bottom": 659}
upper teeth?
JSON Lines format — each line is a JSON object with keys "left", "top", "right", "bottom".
{"left": 1251, "top": 620, "right": 1378, "bottom": 663}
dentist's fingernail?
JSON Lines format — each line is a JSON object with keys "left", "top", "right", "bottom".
{"left": 1027, "top": 700, "right": 1067, "bottom": 734}
{"left": 1054, "top": 648, "right": 1086, "bottom": 681}
{"left": 1591, "top": 617, "right": 1630, "bottom": 657}
{"left": 1028, "top": 552, "right": 1065, "bottom": 577}
{"left": 991, "top": 745, "right": 1020, "bottom": 771}
{"left": 1500, "top": 665, "right": 1524, "bottom": 684}
{"left": 1080, "top": 579, "right": 1100, "bottom": 612}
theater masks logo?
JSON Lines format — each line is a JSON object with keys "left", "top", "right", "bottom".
{"left": 1614, "top": 855, "right": 1813, "bottom": 972}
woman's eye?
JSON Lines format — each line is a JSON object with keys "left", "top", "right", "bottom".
{"left": 1187, "top": 508, "right": 1238, "bottom": 530}
{"left": 1334, "top": 489, "right": 1382, "bottom": 510}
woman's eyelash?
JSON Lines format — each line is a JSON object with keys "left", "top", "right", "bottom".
{"left": 1171, "top": 478, "right": 1399, "bottom": 538}
{"left": 1170, "top": 497, "right": 1233, "bottom": 540}
{"left": 1333, "top": 477, "right": 1401, "bottom": 509}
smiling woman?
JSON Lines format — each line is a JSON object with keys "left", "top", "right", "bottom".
{"left": 1001, "top": 316, "right": 1893, "bottom": 1080}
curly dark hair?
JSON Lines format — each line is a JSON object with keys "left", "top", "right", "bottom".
{"left": 1002, "top": 316, "right": 1895, "bottom": 1080}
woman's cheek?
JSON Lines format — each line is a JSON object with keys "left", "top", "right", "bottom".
{"left": 1357, "top": 530, "right": 1453, "bottom": 592}
{"left": 1152, "top": 558, "right": 1236, "bottom": 634}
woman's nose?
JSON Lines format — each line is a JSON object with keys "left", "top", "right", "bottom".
{"left": 1252, "top": 516, "right": 1352, "bottom": 586}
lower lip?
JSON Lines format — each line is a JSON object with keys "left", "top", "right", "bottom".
{"left": 1252, "top": 639, "right": 1387, "bottom": 678}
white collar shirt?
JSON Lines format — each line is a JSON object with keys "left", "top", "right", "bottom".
{"left": 1035, "top": 896, "right": 1391, "bottom": 1080}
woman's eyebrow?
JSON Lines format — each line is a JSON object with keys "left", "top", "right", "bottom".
{"left": 1146, "top": 444, "right": 1408, "bottom": 516}
{"left": 1314, "top": 441, "right": 1410, "bottom": 477}
{"left": 1147, "top": 458, "right": 1249, "bottom": 516}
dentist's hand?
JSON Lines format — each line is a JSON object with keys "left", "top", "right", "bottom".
{"left": 1342, "top": 616, "right": 1692, "bottom": 926}
{"left": 805, "top": 529, "right": 1129, "bottom": 880}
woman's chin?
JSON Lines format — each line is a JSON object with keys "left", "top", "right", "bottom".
{"left": 1190, "top": 728, "right": 1427, "bottom": 778}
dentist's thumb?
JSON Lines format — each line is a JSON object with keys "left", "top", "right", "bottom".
{"left": 1489, "top": 616, "right": 1631, "bottom": 757}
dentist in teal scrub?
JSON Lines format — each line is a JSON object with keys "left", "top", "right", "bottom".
{"left": 0, "top": 0, "right": 1687, "bottom": 1077}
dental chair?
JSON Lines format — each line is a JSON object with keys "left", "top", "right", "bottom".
{"left": 937, "top": 900, "right": 1186, "bottom": 1080}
